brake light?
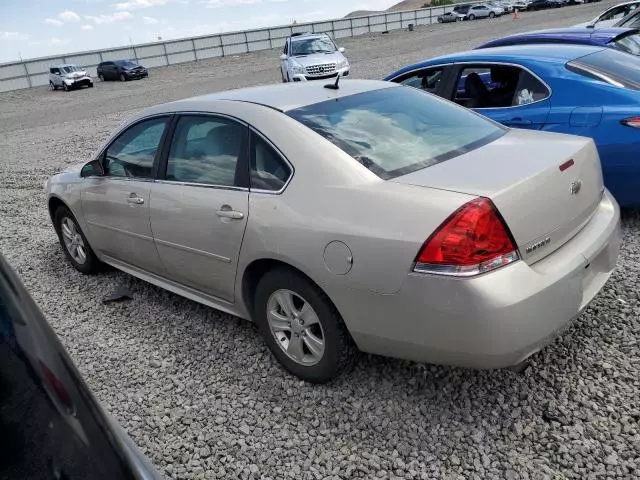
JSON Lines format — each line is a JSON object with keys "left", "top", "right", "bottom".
{"left": 414, "top": 197, "right": 519, "bottom": 277}
{"left": 621, "top": 117, "right": 640, "bottom": 129}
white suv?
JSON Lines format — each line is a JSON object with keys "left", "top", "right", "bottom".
{"left": 279, "top": 33, "right": 350, "bottom": 82}
{"left": 49, "top": 64, "right": 93, "bottom": 91}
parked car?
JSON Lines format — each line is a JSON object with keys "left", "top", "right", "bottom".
{"left": 438, "top": 11, "right": 466, "bottom": 22}
{"left": 453, "top": 4, "right": 472, "bottom": 15}
{"left": 384, "top": 44, "right": 640, "bottom": 206}
{"left": 527, "top": 0, "right": 563, "bottom": 10}
{"left": 486, "top": 2, "right": 506, "bottom": 15}
{"left": 48, "top": 64, "right": 93, "bottom": 91}
{"left": 280, "top": 32, "right": 349, "bottom": 82}
{"left": 574, "top": 0, "right": 640, "bottom": 27}
{"left": 97, "top": 60, "right": 149, "bottom": 82}
{"left": 476, "top": 27, "right": 640, "bottom": 55}
{"left": 467, "top": 4, "right": 497, "bottom": 19}
{"left": 614, "top": 8, "right": 640, "bottom": 27}
{"left": 512, "top": 0, "right": 532, "bottom": 10}
{"left": 0, "top": 253, "right": 162, "bottom": 479}
{"left": 45, "top": 79, "right": 620, "bottom": 383}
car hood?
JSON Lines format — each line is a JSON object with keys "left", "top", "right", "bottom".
{"left": 574, "top": 19, "right": 618, "bottom": 28}
{"left": 290, "top": 51, "right": 346, "bottom": 67}
{"left": 65, "top": 70, "right": 88, "bottom": 78}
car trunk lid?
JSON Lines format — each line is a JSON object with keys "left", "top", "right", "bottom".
{"left": 392, "top": 129, "right": 604, "bottom": 264}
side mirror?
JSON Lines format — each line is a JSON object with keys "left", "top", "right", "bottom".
{"left": 279, "top": 54, "right": 288, "bottom": 60}
{"left": 339, "top": 47, "right": 346, "bottom": 53}
{"left": 80, "top": 159, "right": 104, "bottom": 178}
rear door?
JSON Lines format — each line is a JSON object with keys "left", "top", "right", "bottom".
{"left": 447, "top": 63, "right": 552, "bottom": 130}
{"left": 150, "top": 114, "right": 250, "bottom": 302}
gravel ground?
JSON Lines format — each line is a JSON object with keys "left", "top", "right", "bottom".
{"left": 2, "top": 2, "right": 640, "bottom": 478}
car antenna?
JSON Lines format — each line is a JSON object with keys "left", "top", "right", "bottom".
{"left": 324, "top": 72, "right": 341, "bottom": 90}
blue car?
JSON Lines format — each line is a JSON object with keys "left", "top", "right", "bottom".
{"left": 476, "top": 27, "right": 640, "bottom": 55}
{"left": 384, "top": 44, "right": 640, "bottom": 207}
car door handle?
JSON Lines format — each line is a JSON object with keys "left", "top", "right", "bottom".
{"left": 127, "top": 194, "right": 144, "bottom": 205}
{"left": 505, "top": 118, "right": 532, "bottom": 127}
{"left": 216, "top": 206, "right": 244, "bottom": 220}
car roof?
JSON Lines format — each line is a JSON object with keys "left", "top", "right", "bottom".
{"left": 145, "top": 79, "right": 398, "bottom": 115}
{"left": 478, "top": 27, "right": 638, "bottom": 48}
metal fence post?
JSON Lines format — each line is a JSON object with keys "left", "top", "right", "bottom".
{"left": 22, "top": 62, "right": 32, "bottom": 88}
{"left": 384, "top": 13, "right": 388, "bottom": 31}
{"left": 244, "top": 31, "right": 249, "bottom": 53}
{"left": 192, "top": 38, "right": 197, "bottom": 61}
{"left": 349, "top": 18, "right": 353, "bottom": 38}
{"left": 330, "top": 20, "right": 335, "bottom": 38}
{"left": 162, "top": 42, "right": 169, "bottom": 65}
{"left": 98, "top": 51, "right": 104, "bottom": 62}
{"left": 268, "top": 28, "right": 272, "bottom": 49}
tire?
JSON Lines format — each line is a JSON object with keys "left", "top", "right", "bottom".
{"left": 438, "top": 17, "right": 443, "bottom": 23}
{"left": 119, "top": 73, "right": 127, "bottom": 82}
{"left": 254, "top": 267, "right": 356, "bottom": 384}
{"left": 63, "top": 83, "right": 69, "bottom": 92}
{"left": 53, "top": 206, "right": 100, "bottom": 274}
{"left": 469, "top": 14, "right": 476, "bottom": 20}
{"left": 49, "top": 82, "right": 57, "bottom": 91}
{"left": 98, "top": 73, "right": 104, "bottom": 81}
{"left": 489, "top": 11, "right": 495, "bottom": 17}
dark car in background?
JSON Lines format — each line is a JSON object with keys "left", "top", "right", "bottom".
{"left": 0, "top": 253, "right": 162, "bottom": 480}
{"left": 527, "top": 0, "right": 563, "bottom": 9}
{"left": 477, "top": 27, "right": 640, "bottom": 55}
{"left": 97, "top": 60, "right": 149, "bottom": 82}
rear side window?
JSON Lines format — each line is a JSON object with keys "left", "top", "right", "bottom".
{"left": 567, "top": 49, "right": 640, "bottom": 90}
{"left": 287, "top": 87, "right": 505, "bottom": 180}
{"left": 610, "top": 32, "right": 640, "bottom": 56}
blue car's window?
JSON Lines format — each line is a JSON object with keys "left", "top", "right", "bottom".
{"left": 287, "top": 87, "right": 506, "bottom": 180}
{"left": 611, "top": 33, "right": 640, "bottom": 56}
{"left": 568, "top": 48, "right": 640, "bottom": 90}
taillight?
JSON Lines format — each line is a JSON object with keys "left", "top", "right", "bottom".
{"left": 621, "top": 117, "right": 640, "bottom": 129}
{"left": 413, "top": 197, "right": 519, "bottom": 277}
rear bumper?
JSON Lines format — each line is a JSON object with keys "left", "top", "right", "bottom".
{"left": 330, "top": 190, "right": 621, "bottom": 368}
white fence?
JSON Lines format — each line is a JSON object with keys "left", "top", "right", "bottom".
{"left": 0, "top": 4, "right": 468, "bottom": 93}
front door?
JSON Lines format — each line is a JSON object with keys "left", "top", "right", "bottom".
{"left": 82, "top": 116, "right": 171, "bottom": 274}
{"left": 150, "top": 114, "right": 250, "bottom": 302}
{"left": 449, "top": 63, "right": 551, "bottom": 130}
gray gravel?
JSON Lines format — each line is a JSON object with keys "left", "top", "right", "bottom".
{"left": 2, "top": 2, "right": 640, "bottom": 478}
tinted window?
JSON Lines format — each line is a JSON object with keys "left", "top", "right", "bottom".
{"left": 287, "top": 87, "right": 505, "bottom": 180}
{"left": 567, "top": 49, "right": 640, "bottom": 90}
{"left": 166, "top": 116, "right": 245, "bottom": 186}
{"left": 291, "top": 37, "right": 336, "bottom": 55}
{"left": 115, "top": 60, "right": 138, "bottom": 68}
{"left": 611, "top": 32, "right": 640, "bottom": 56}
{"left": 251, "top": 135, "right": 291, "bottom": 191}
{"left": 104, "top": 117, "right": 168, "bottom": 179}
{"left": 454, "top": 65, "right": 549, "bottom": 108}
{"left": 599, "top": 4, "right": 639, "bottom": 22}
{"left": 620, "top": 13, "right": 640, "bottom": 28}
{"left": 397, "top": 67, "right": 444, "bottom": 94}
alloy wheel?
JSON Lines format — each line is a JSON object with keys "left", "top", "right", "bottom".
{"left": 266, "top": 289, "right": 325, "bottom": 366}
{"left": 60, "top": 217, "right": 87, "bottom": 265}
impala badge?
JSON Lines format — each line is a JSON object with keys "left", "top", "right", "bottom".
{"left": 525, "top": 237, "right": 551, "bottom": 255}
{"left": 570, "top": 180, "right": 582, "bottom": 195}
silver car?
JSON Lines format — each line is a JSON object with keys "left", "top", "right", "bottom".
{"left": 467, "top": 4, "right": 496, "bottom": 19}
{"left": 45, "top": 80, "right": 620, "bottom": 383}
{"left": 280, "top": 32, "right": 349, "bottom": 82}
{"left": 49, "top": 64, "right": 93, "bottom": 91}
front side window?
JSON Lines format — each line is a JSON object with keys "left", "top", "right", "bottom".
{"left": 600, "top": 4, "right": 638, "bottom": 22}
{"left": 288, "top": 87, "right": 505, "bottom": 180}
{"left": 104, "top": 117, "right": 169, "bottom": 179}
{"left": 250, "top": 135, "right": 291, "bottom": 191}
{"left": 620, "top": 13, "right": 640, "bottom": 28}
{"left": 166, "top": 116, "right": 246, "bottom": 187}
{"left": 291, "top": 37, "right": 336, "bottom": 56}
{"left": 397, "top": 67, "right": 445, "bottom": 94}
{"left": 453, "top": 65, "right": 549, "bottom": 108}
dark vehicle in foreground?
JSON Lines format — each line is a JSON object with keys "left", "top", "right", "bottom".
{"left": 477, "top": 27, "right": 640, "bottom": 55}
{"left": 0, "top": 253, "right": 161, "bottom": 479}
{"left": 97, "top": 60, "right": 149, "bottom": 82}
{"left": 384, "top": 44, "right": 640, "bottom": 207}
{"left": 527, "top": 0, "right": 563, "bottom": 9}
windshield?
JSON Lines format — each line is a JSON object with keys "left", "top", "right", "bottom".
{"left": 611, "top": 32, "right": 640, "bottom": 55}
{"left": 567, "top": 48, "right": 640, "bottom": 89}
{"left": 287, "top": 87, "right": 506, "bottom": 180}
{"left": 61, "top": 66, "right": 80, "bottom": 73}
{"left": 291, "top": 37, "right": 336, "bottom": 56}
{"left": 115, "top": 60, "right": 138, "bottom": 68}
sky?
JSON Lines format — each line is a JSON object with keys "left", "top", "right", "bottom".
{"left": 0, "top": 0, "right": 398, "bottom": 63}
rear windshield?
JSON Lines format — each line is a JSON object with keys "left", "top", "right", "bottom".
{"left": 115, "top": 60, "right": 138, "bottom": 67}
{"left": 567, "top": 48, "right": 640, "bottom": 90}
{"left": 287, "top": 87, "right": 506, "bottom": 180}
